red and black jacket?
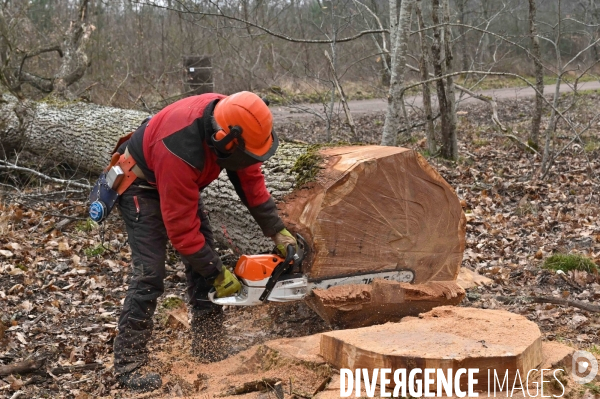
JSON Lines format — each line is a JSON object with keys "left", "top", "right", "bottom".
{"left": 125, "top": 93, "right": 284, "bottom": 277}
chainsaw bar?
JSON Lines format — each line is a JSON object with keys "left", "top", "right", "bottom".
{"left": 308, "top": 269, "right": 415, "bottom": 291}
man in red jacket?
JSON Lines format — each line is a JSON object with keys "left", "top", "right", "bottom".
{"left": 112, "top": 92, "right": 296, "bottom": 392}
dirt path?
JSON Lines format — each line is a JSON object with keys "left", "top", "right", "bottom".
{"left": 271, "top": 80, "right": 600, "bottom": 123}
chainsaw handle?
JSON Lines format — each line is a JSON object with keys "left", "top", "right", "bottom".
{"left": 259, "top": 234, "right": 308, "bottom": 303}
{"left": 259, "top": 246, "right": 295, "bottom": 302}
{"left": 286, "top": 244, "right": 295, "bottom": 258}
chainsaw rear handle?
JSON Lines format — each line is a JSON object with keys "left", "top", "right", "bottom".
{"left": 285, "top": 244, "right": 295, "bottom": 258}
{"left": 259, "top": 244, "right": 296, "bottom": 302}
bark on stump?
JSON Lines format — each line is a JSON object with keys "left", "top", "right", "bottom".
{"left": 320, "top": 306, "right": 544, "bottom": 393}
{"left": 0, "top": 97, "right": 466, "bottom": 327}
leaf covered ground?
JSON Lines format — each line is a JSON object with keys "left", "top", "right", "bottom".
{"left": 0, "top": 93, "right": 599, "bottom": 398}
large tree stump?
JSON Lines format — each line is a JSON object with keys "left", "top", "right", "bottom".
{"left": 319, "top": 306, "right": 544, "bottom": 393}
{"left": 0, "top": 97, "right": 466, "bottom": 327}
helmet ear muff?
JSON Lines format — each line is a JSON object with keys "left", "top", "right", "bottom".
{"left": 211, "top": 126, "right": 243, "bottom": 153}
{"left": 214, "top": 130, "right": 228, "bottom": 144}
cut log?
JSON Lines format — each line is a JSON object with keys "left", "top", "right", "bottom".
{"left": 320, "top": 306, "right": 544, "bottom": 393}
{"left": 0, "top": 97, "right": 466, "bottom": 327}
{"left": 277, "top": 146, "right": 465, "bottom": 281}
{"left": 307, "top": 280, "right": 465, "bottom": 327}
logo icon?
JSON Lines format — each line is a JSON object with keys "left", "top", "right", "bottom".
{"left": 572, "top": 350, "right": 598, "bottom": 384}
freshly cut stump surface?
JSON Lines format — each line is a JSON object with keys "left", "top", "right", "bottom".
{"left": 320, "top": 306, "right": 543, "bottom": 392}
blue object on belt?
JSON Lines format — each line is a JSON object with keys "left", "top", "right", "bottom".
{"left": 88, "top": 172, "right": 119, "bottom": 222}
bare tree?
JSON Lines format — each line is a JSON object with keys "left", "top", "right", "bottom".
{"left": 431, "top": 0, "right": 457, "bottom": 160}
{"left": 381, "top": 0, "right": 415, "bottom": 146}
{"left": 456, "top": 0, "right": 470, "bottom": 72}
{"left": 0, "top": 0, "right": 94, "bottom": 99}
{"left": 528, "top": 0, "right": 544, "bottom": 149}
{"left": 415, "top": 0, "right": 436, "bottom": 154}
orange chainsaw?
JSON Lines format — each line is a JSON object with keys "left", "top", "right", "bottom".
{"left": 208, "top": 234, "right": 415, "bottom": 306}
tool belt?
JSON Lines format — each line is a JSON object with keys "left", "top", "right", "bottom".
{"left": 88, "top": 147, "right": 146, "bottom": 223}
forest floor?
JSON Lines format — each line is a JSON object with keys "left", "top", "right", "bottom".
{"left": 0, "top": 93, "right": 599, "bottom": 398}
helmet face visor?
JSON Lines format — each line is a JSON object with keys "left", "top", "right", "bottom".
{"left": 212, "top": 129, "right": 279, "bottom": 171}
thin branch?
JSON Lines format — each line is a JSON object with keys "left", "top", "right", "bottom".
{"left": 0, "top": 160, "right": 91, "bottom": 189}
{"left": 17, "top": 45, "right": 63, "bottom": 83}
{"left": 351, "top": 0, "right": 388, "bottom": 53}
{"left": 109, "top": 60, "right": 130, "bottom": 105}
{"left": 402, "top": 70, "right": 598, "bottom": 176}
{"left": 564, "top": 36, "right": 600, "bottom": 70}
{"left": 134, "top": 0, "right": 388, "bottom": 44}
{"left": 405, "top": 63, "right": 507, "bottom": 132}
{"left": 411, "top": 22, "right": 549, "bottom": 74}
{"left": 324, "top": 50, "right": 356, "bottom": 140}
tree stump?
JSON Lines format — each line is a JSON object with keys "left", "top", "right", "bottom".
{"left": 319, "top": 306, "right": 544, "bottom": 392}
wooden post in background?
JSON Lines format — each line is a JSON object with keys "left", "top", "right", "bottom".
{"left": 183, "top": 56, "right": 214, "bottom": 95}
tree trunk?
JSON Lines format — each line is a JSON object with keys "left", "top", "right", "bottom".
{"left": 416, "top": 1, "right": 436, "bottom": 155}
{"left": 431, "top": 0, "right": 451, "bottom": 159}
{"left": 0, "top": 97, "right": 466, "bottom": 326}
{"left": 528, "top": 0, "right": 544, "bottom": 149}
{"left": 442, "top": 0, "right": 458, "bottom": 160}
{"left": 381, "top": 0, "right": 414, "bottom": 146}
{"left": 0, "top": 95, "right": 149, "bottom": 172}
{"left": 457, "top": 0, "right": 470, "bottom": 72}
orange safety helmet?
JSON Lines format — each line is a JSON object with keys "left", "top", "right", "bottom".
{"left": 211, "top": 91, "right": 278, "bottom": 170}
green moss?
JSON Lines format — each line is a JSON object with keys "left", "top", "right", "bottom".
{"left": 290, "top": 145, "right": 325, "bottom": 186}
{"left": 290, "top": 142, "right": 360, "bottom": 186}
{"left": 588, "top": 344, "right": 600, "bottom": 356}
{"left": 38, "top": 95, "right": 79, "bottom": 108}
{"left": 527, "top": 139, "right": 539, "bottom": 152}
{"left": 473, "top": 139, "right": 490, "bottom": 147}
{"left": 543, "top": 253, "right": 598, "bottom": 273}
{"left": 584, "top": 141, "right": 600, "bottom": 153}
{"left": 456, "top": 73, "right": 598, "bottom": 91}
{"left": 76, "top": 218, "right": 98, "bottom": 232}
{"left": 584, "top": 382, "right": 600, "bottom": 395}
{"left": 162, "top": 296, "right": 184, "bottom": 309}
{"left": 84, "top": 244, "right": 105, "bottom": 257}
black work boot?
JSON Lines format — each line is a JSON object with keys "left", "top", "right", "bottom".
{"left": 190, "top": 306, "right": 228, "bottom": 362}
{"left": 117, "top": 370, "right": 162, "bottom": 392}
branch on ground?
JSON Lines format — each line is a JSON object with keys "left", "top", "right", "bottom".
{"left": 0, "top": 160, "right": 91, "bottom": 189}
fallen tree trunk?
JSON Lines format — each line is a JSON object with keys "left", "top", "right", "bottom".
{"left": 0, "top": 94, "right": 148, "bottom": 173}
{"left": 0, "top": 97, "right": 466, "bottom": 326}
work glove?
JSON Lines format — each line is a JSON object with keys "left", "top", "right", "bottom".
{"left": 213, "top": 267, "right": 241, "bottom": 298}
{"left": 272, "top": 228, "right": 297, "bottom": 257}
